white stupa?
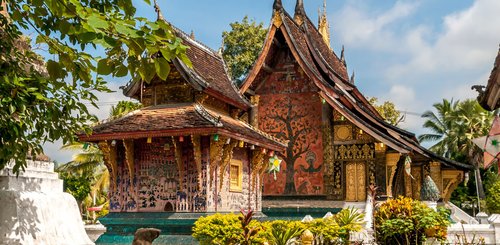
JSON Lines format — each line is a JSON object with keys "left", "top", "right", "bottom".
{"left": 0, "top": 155, "right": 93, "bottom": 245}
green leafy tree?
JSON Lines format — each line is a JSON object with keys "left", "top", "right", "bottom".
{"left": 419, "top": 99, "right": 493, "bottom": 200}
{"left": 486, "top": 179, "right": 500, "bottom": 213}
{"left": 0, "top": 0, "right": 189, "bottom": 174}
{"left": 222, "top": 16, "right": 267, "bottom": 84}
{"left": 368, "top": 97, "right": 404, "bottom": 126}
{"left": 59, "top": 171, "right": 92, "bottom": 213}
{"left": 109, "top": 100, "right": 142, "bottom": 119}
{"left": 418, "top": 99, "right": 460, "bottom": 157}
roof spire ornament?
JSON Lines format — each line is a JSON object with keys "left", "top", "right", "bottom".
{"left": 318, "top": 0, "right": 331, "bottom": 49}
{"left": 190, "top": 30, "right": 195, "bottom": 39}
{"left": 153, "top": 0, "right": 165, "bottom": 21}
{"left": 273, "top": 0, "right": 283, "bottom": 12}
{"left": 350, "top": 71, "right": 355, "bottom": 84}
{"left": 294, "top": 0, "right": 306, "bottom": 25}
{"left": 272, "top": 0, "right": 283, "bottom": 27}
{"left": 341, "top": 45, "right": 346, "bottom": 66}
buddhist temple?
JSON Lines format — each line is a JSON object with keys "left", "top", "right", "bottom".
{"left": 77, "top": 3, "right": 286, "bottom": 243}
{"left": 239, "top": 0, "right": 472, "bottom": 210}
{"left": 77, "top": 0, "right": 473, "bottom": 242}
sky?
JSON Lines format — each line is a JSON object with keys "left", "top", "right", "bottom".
{"left": 44, "top": 0, "right": 500, "bottom": 163}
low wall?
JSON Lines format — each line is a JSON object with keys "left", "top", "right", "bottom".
{"left": 446, "top": 214, "right": 500, "bottom": 244}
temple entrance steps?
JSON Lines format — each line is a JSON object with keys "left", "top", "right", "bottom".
{"left": 447, "top": 201, "right": 479, "bottom": 224}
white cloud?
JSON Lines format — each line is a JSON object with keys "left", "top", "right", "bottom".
{"left": 335, "top": 1, "right": 420, "bottom": 52}
{"left": 389, "top": 0, "right": 500, "bottom": 78}
{"left": 336, "top": 0, "right": 500, "bottom": 137}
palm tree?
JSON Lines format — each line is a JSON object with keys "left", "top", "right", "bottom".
{"left": 418, "top": 99, "right": 460, "bottom": 157}
{"left": 58, "top": 142, "right": 104, "bottom": 173}
{"left": 420, "top": 99, "right": 494, "bottom": 200}
{"left": 454, "top": 100, "right": 493, "bottom": 199}
{"left": 109, "top": 101, "right": 142, "bottom": 119}
{"left": 57, "top": 142, "right": 108, "bottom": 218}
{"left": 58, "top": 100, "right": 142, "bottom": 219}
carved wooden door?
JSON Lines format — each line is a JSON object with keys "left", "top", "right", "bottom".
{"left": 345, "top": 162, "right": 366, "bottom": 202}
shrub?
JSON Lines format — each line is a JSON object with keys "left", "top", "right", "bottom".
{"left": 486, "top": 179, "right": 500, "bottom": 213}
{"left": 192, "top": 212, "right": 264, "bottom": 245}
{"left": 307, "top": 218, "right": 341, "bottom": 244}
{"left": 193, "top": 208, "right": 366, "bottom": 245}
{"left": 261, "top": 220, "right": 305, "bottom": 245}
{"left": 334, "top": 207, "right": 365, "bottom": 242}
{"left": 375, "top": 196, "right": 450, "bottom": 245}
{"left": 192, "top": 213, "right": 243, "bottom": 244}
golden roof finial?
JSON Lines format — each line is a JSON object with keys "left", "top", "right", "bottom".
{"left": 318, "top": 0, "right": 331, "bottom": 49}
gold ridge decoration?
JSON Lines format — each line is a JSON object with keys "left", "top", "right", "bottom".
{"left": 191, "top": 135, "right": 203, "bottom": 191}
{"left": 209, "top": 136, "right": 226, "bottom": 187}
{"left": 123, "top": 139, "right": 135, "bottom": 188}
{"left": 172, "top": 136, "right": 184, "bottom": 191}
{"left": 219, "top": 140, "right": 238, "bottom": 190}
{"left": 250, "top": 149, "right": 266, "bottom": 194}
{"left": 272, "top": 10, "right": 283, "bottom": 27}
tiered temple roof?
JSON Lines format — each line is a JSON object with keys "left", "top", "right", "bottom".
{"left": 79, "top": 103, "right": 285, "bottom": 151}
{"left": 123, "top": 26, "right": 251, "bottom": 110}
{"left": 240, "top": 0, "right": 471, "bottom": 171}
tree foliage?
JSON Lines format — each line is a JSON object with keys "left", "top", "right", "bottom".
{"left": 375, "top": 197, "right": 450, "bottom": 245}
{"left": 367, "top": 97, "right": 403, "bottom": 126}
{"left": 486, "top": 177, "right": 500, "bottom": 213}
{"left": 59, "top": 171, "right": 92, "bottom": 203}
{"left": 419, "top": 99, "right": 494, "bottom": 200}
{"left": 222, "top": 16, "right": 267, "bottom": 84}
{"left": 419, "top": 99, "right": 492, "bottom": 159}
{"left": 0, "top": 0, "right": 188, "bottom": 173}
{"left": 109, "top": 100, "right": 142, "bottom": 119}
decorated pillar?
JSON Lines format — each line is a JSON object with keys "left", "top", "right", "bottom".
{"left": 429, "top": 161, "right": 443, "bottom": 193}
{"left": 386, "top": 152, "right": 401, "bottom": 197}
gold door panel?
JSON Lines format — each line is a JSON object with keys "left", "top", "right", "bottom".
{"left": 345, "top": 162, "right": 366, "bottom": 202}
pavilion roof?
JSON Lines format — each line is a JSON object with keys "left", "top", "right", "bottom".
{"left": 78, "top": 103, "right": 286, "bottom": 152}
{"left": 123, "top": 24, "right": 251, "bottom": 110}
{"left": 239, "top": 2, "right": 472, "bottom": 171}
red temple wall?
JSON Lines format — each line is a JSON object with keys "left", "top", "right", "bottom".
{"left": 257, "top": 63, "right": 324, "bottom": 196}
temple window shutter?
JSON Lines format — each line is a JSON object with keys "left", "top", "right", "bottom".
{"left": 230, "top": 160, "right": 243, "bottom": 192}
